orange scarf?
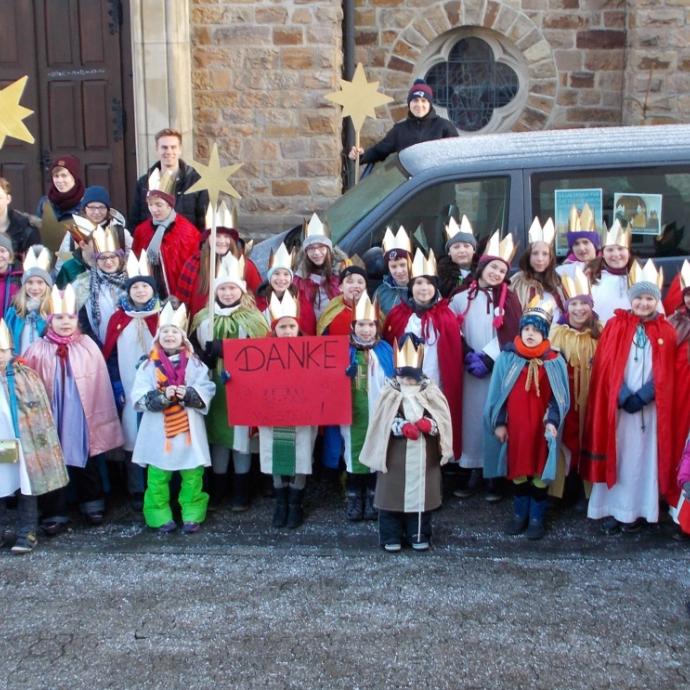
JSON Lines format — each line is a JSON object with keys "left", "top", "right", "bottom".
{"left": 513, "top": 336, "right": 551, "bottom": 397}
{"left": 151, "top": 345, "right": 191, "bottom": 451}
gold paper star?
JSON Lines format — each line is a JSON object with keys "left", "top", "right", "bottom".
{"left": 41, "top": 203, "right": 71, "bottom": 259}
{"left": 325, "top": 63, "right": 393, "bottom": 134}
{"left": 0, "top": 76, "right": 35, "bottom": 149}
{"left": 185, "top": 143, "right": 242, "bottom": 207}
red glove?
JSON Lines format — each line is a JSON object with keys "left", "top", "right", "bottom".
{"left": 401, "top": 422, "right": 420, "bottom": 441}
{"left": 415, "top": 417, "right": 433, "bottom": 434}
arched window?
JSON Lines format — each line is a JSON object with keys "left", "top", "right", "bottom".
{"left": 419, "top": 29, "right": 528, "bottom": 134}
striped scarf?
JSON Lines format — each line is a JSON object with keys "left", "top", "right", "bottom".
{"left": 151, "top": 345, "right": 190, "bottom": 451}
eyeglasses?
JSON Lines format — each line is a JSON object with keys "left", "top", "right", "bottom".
{"left": 97, "top": 254, "right": 119, "bottom": 262}
{"left": 85, "top": 204, "right": 108, "bottom": 212}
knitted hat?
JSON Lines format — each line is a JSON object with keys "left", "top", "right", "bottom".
{"left": 628, "top": 281, "right": 660, "bottom": 302}
{"left": 125, "top": 275, "right": 158, "bottom": 294}
{"left": 445, "top": 216, "right": 477, "bottom": 252}
{"left": 51, "top": 155, "right": 81, "bottom": 181}
{"left": 82, "top": 186, "right": 111, "bottom": 210}
{"left": 566, "top": 230, "right": 600, "bottom": 251}
{"left": 519, "top": 313, "right": 550, "bottom": 340}
{"left": 0, "top": 234, "right": 14, "bottom": 258}
{"left": 408, "top": 79, "right": 433, "bottom": 104}
{"left": 21, "top": 245, "right": 53, "bottom": 287}
{"left": 340, "top": 265, "right": 367, "bottom": 282}
{"left": 146, "top": 188, "right": 175, "bottom": 208}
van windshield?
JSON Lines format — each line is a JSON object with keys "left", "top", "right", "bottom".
{"left": 325, "top": 156, "right": 409, "bottom": 245}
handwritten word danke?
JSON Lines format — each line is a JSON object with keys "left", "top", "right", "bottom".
{"left": 233, "top": 339, "right": 339, "bottom": 372}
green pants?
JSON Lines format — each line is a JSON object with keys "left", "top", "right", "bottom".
{"left": 143, "top": 465, "right": 209, "bottom": 528}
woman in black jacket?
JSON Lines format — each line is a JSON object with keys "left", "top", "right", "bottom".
{"left": 0, "top": 177, "right": 41, "bottom": 260}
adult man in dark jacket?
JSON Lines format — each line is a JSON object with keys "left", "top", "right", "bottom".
{"left": 349, "top": 79, "right": 458, "bottom": 165}
{"left": 129, "top": 128, "right": 209, "bottom": 231}
{"left": 0, "top": 177, "right": 41, "bottom": 260}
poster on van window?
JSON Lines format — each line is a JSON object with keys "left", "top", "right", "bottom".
{"left": 613, "top": 193, "right": 663, "bottom": 236}
{"left": 554, "top": 188, "right": 603, "bottom": 256}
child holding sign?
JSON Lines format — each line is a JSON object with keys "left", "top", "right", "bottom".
{"left": 193, "top": 254, "right": 269, "bottom": 511}
{"left": 131, "top": 302, "right": 215, "bottom": 533}
{"left": 259, "top": 292, "right": 317, "bottom": 529}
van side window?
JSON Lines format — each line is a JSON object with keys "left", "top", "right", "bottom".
{"left": 531, "top": 167, "right": 690, "bottom": 259}
{"left": 367, "top": 176, "right": 510, "bottom": 257}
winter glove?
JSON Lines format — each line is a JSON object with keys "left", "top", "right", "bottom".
{"left": 622, "top": 394, "right": 645, "bottom": 414}
{"left": 635, "top": 379, "right": 655, "bottom": 405}
{"left": 415, "top": 417, "right": 433, "bottom": 434}
{"left": 345, "top": 362, "right": 358, "bottom": 378}
{"left": 203, "top": 339, "right": 223, "bottom": 368}
{"left": 111, "top": 381, "right": 125, "bottom": 410}
{"left": 401, "top": 422, "right": 421, "bottom": 441}
{"left": 220, "top": 370, "right": 232, "bottom": 384}
{"left": 465, "top": 351, "right": 490, "bottom": 378}
{"left": 182, "top": 387, "right": 205, "bottom": 410}
{"left": 618, "top": 383, "right": 633, "bottom": 408}
{"left": 143, "top": 390, "right": 171, "bottom": 412}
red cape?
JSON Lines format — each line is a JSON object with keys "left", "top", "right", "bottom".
{"left": 580, "top": 309, "right": 677, "bottom": 502}
{"left": 383, "top": 299, "right": 463, "bottom": 457}
{"left": 102, "top": 309, "right": 159, "bottom": 360}
{"left": 672, "top": 334, "right": 690, "bottom": 474}
{"left": 255, "top": 290, "right": 316, "bottom": 335}
{"left": 663, "top": 273, "right": 682, "bottom": 315}
{"left": 132, "top": 216, "right": 201, "bottom": 299}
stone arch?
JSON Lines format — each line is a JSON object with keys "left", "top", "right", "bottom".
{"left": 379, "top": 0, "right": 557, "bottom": 132}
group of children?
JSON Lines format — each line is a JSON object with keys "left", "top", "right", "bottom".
{"left": 1, "top": 197, "right": 689, "bottom": 555}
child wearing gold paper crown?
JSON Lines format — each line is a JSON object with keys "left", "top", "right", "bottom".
{"left": 23, "top": 285, "right": 124, "bottom": 535}
{"left": 259, "top": 292, "right": 318, "bottom": 529}
{"left": 483, "top": 297, "right": 570, "bottom": 540}
{"left": 0, "top": 318, "right": 68, "bottom": 554}
{"left": 131, "top": 302, "right": 215, "bottom": 533}
{"left": 360, "top": 339, "right": 453, "bottom": 552}
{"left": 4, "top": 245, "right": 53, "bottom": 355}
{"left": 373, "top": 226, "right": 412, "bottom": 316}
{"left": 437, "top": 215, "right": 477, "bottom": 298}
{"left": 325, "top": 293, "right": 393, "bottom": 522}
{"left": 193, "top": 253, "right": 269, "bottom": 511}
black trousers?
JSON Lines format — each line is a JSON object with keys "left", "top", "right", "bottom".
{"left": 40, "top": 456, "right": 104, "bottom": 521}
{"left": 378, "top": 509, "right": 432, "bottom": 545}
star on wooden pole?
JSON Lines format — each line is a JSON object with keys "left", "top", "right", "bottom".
{"left": 0, "top": 76, "right": 35, "bottom": 149}
{"left": 185, "top": 142, "right": 242, "bottom": 208}
{"left": 41, "top": 203, "right": 71, "bottom": 260}
{"left": 185, "top": 143, "right": 243, "bottom": 335}
{"left": 325, "top": 63, "right": 393, "bottom": 182}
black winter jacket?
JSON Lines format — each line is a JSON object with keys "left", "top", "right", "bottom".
{"left": 4, "top": 209, "right": 41, "bottom": 258}
{"left": 361, "top": 108, "right": 458, "bottom": 165}
{"left": 129, "top": 160, "right": 209, "bottom": 231}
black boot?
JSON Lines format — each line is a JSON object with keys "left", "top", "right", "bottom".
{"left": 208, "top": 472, "right": 229, "bottom": 510}
{"left": 345, "top": 491, "right": 363, "bottom": 521}
{"left": 526, "top": 485, "right": 548, "bottom": 540}
{"left": 286, "top": 487, "right": 305, "bottom": 529}
{"left": 363, "top": 488, "right": 377, "bottom": 521}
{"left": 231, "top": 472, "right": 251, "bottom": 512}
{"left": 272, "top": 487, "right": 289, "bottom": 528}
{"left": 505, "top": 483, "right": 530, "bottom": 535}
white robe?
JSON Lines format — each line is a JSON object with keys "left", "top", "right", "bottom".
{"left": 340, "top": 348, "right": 389, "bottom": 473}
{"left": 0, "top": 384, "right": 29, "bottom": 497}
{"left": 131, "top": 356, "right": 215, "bottom": 471}
{"left": 588, "top": 330, "right": 660, "bottom": 523}
{"left": 449, "top": 290, "right": 501, "bottom": 468}
{"left": 116, "top": 308, "right": 158, "bottom": 451}
{"left": 259, "top": 426, "right": 317, "bottom": 475}
{"left": 556, "top": 260, "right": 585, "bottom": 279}
{"left": 591, "top": 270, "right": 630, "bottom": 324}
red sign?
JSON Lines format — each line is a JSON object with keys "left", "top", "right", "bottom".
{"left": 222, "top": 335, "right": 352, "bottom": 426}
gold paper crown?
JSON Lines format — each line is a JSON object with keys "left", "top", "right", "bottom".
{"left": 604, "top": 219, "right": 631, "bottom": 249}
{"left": 205, "top": 200, "right": 237, "bottom": 230}
{"left": 91, "top": 226, "right": 121, "bottom": 254}
{"left": 445, "top": 215, "right": 475, "bottom": 242}
{"left": 394, "top": 337, "right": 424, "bottom": 370}
{"left": 528, "top": 217, "right": 556, "bottom": 245}
{"left": 523, "top": 295, "right": 556, "bottom": 324}
{"left": 158, "top": 301, "right": 188, "bottom": 331}
{"left": 269, "top": 290, "right": 299, "bottom": 322}
{"left": 216, "top": 253, "right": 246, "bottom": 289}
{"left": 411, "top": 248, "right": 437, "bottom": 279}
{"left": 125, "top": 251, "right": 152, "bottom": 279}
{"left": 382, "top": 225, "right": 412, "bottom": 254}
{"left": 353, "top": 292, "right": 378, "bottom": 322}
{"left": 269, "top": 242, "right": 295, "bottom": 273}
{"left": 68, "top": 214, "right": 96, "bottom": 244}
{"left": 679, "top": 259, "right": 690, "bottom": 291}
{"left": 304, "top": 212, "right": 329, "bottom": 240}
{"left": 629, "top": 259, "right": 663, "bottom": 289}
{"left": 483, "top": 230, "right": 516, "bottom": 264}
{"left": 148, "top": 167, "right": 175, "bottom": 195}
{"left": 0, "top": 318, "right": 13, "bottom": 351}
{"left": 561, "top": 266, "right": 592, "bottom": 300}
{"left": 23, "top": 245, "right": 52, "bottom": 274}
{"left": 568, "top": 203, "right": 596, "bottom": 232}
{"left": 49, "top": 284, "right": 77, "bottom": 315}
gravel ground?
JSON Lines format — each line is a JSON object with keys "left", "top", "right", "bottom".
{"left": 1, "top": 475, "right": 689, "bottom": 690}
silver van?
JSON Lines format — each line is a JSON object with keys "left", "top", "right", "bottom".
{"left": 254, "top": 124, "right": 690, "bottom": 282}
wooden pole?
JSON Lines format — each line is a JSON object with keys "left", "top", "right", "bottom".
{"left": 354, "top": 130, "right": 361, "bottom": 185}
{"left": 208, "top": 205, "right": 217, "bottom": 338}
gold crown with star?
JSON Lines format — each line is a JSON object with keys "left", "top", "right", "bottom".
{"left": 528, "top": 217, "right": 556, "bottom": 245}
{"left": 393, "top": 337, "right": 424, "bottom": 370}
{"left": 483, "top": 230, "right": 516, "bottom": 264}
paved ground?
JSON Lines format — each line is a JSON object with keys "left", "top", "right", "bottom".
{"left": 1, "top": 474, "right": 689, "bottom": 690}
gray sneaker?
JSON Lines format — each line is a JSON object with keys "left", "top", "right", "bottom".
{"left": 11, "top": 532, "right": 37, "bottom": 554}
